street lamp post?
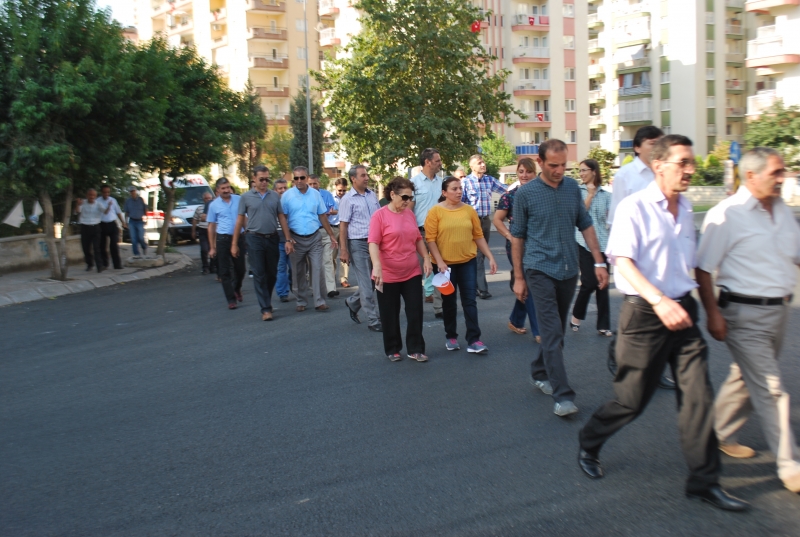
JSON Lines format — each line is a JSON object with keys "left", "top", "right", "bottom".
{"left": 303, "top": 0, "right": 314, "bottom": 174}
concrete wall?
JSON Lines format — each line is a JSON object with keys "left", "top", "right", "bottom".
{"left": 684, "top": 185, "right": 728, "bottom": 206}
{"left": 0, "top": 234, "right": 84, "bottom": 275}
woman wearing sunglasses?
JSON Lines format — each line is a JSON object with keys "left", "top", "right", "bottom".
{"left": 369, "top": 177, "right": 432, "bottom": 362}
{"left": 425, "top": 176, "right": 497, "bottom": 354}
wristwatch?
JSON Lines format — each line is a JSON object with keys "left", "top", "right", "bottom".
{"left": 593, "top": 263, "right": 606, "bottom": 268}
{"left": 649, "top": 292, "right": 664, "bottom": 306}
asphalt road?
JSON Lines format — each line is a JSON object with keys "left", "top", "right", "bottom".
{"left": 2, "top": 238, "right": 800, "bottom": 536}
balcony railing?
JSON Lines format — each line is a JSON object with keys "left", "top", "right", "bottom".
{"left": 748, "top": 35, "right": 786, "bottom": 58}
{"left": 247, "top": 0, "right": 286, "bottom": 12}
{"left": 319, "top": 0, "right": 339, "bottom": 17}
{"left": 588, "top": 90, "right": 604, "bottom": 102}
{"left": 726, "top": 79, "right": 745, "bottom": 91}
{"left": 726, "top": 51, "right": 745, "bottom": 62}
{"left": 512, "top": 47, "right": 550, "bottom": 59}
{"left": 587, "top": 13, "right": 601, "bottom": 26}
{"left": 613, "top": 2, "right": 649, "bottom": 16}
{"left": 211, "top": 8, "right": 227, "bottom": 21}
{"left": 320, "top": 27, "right": 338, "bottom": 44}
{"left": 265, "top": 111, "right": 290, "bottom": 121}
{"left": 619, "top": 84, "right": 651, "bottom": 97}
{"left": 726, "top": 0, "right": 744, "bottom": 9}
{"left": 726, "top": 22, "right": 743, "bottom": 35}
{"left": 588, "top": 39, "right": 602, "bottom": 51}
{"left": 513, "top": 14, "right": 550, "bottom": 26}
{"left": 617, "top": 57, "right": 650, "bottom": 70}
{"left": 249, "top": 27, "right": 288, "bottom": 40}
{"left": 727, "top": 107, "right": 746, "bottom": 117}
{"left": 513, "top": 79, "right": 552, "bottom": 91}
{"left": 211, "top": 35, "right": 228, "bottom": 48}
{"left": 619, "top": 140, "right": 635, "bottom": 150}
{"left": 619, "top": 99, "right": 651, "bottom": 122}
{"left": 589, "top": 115, "right": 605, "bottom": 126}
{"left": 168, "top": 18, "right": 194, "bottom": 35}
{"left": 519, "top": 111, "right": 551, "bottom": 122}
{"left": 756, "top": 25, "right": 776, "bottom": 39}
{"left": 248, "top": 55, "right": 289, "bottom": 69}
{"left": 747, "top": 90, "right": 778, "bottom": 115}
{"left": 515, "top": 144, "right": 540, "bottom": 156}
{"left": 255, "top": 85, "right": 290, "bottom": 97}
{"left": 588, "top": 64, "right": 605, "bottom": 77}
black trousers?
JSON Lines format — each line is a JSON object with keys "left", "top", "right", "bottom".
{"left": 216, "top": 234, "right": 246, "bottom": 304}
{"left": 100, "top": 221, "right": 121, "bottom": 269}
{"left": 579, "top": 296, "right": 720, "bottom": 493}
{"left": 376, "top": 274, "right": 425, "bottom": 356}
{"left": 572, "top": 248, "right": 610, "bottom": 331}
{"left": 198, "top": 228, "right": 211, "bottom": 271}
{"left": 80, "top": 224, "right": 102, "bottom": 272}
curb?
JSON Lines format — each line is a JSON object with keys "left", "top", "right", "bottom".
{"left": 0, "top": 254, "right": 194, "bottom": 307}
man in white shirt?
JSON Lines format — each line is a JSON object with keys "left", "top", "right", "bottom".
{"left": 98, "top": 185, "right": 125, "bottom": 270}
{"left": 578, "top": 135, "right": 748, "bottom": 512}
{"left": 608, "top": 126, "right": 663, "bottom": 226}
{"left": 75, "top": 188, "right": 104, "bottom": 273}
{"left": 409, "top": 148, "right": 443, "bottom": 317}
{"left": 696, "top": 147, "right": 800, "bottom": 495}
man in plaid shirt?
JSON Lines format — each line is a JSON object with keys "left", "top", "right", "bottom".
{"left": 461, "top": 154, "right": 507, "bottom": 299}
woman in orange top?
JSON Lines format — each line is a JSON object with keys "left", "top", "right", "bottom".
{"left": 425, "top": 176, "right": 497, "bottom": 354}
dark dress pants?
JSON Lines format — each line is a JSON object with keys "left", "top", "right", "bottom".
{"left": 475, "top": 216, "right": 492, "bottom": 293}
{"left": 441, "top": 258, "right": 481, "bottom": 345}
{"left": 216, "top": 234, "right": 246, "bottom": 305}
{"left": 579, "top": 296, "right": 720, "bottom": 493}
{"left": 80, "top": 224, "right": 103, "bottom": 272}
{"left": 572, "top": 248, "right": 610, "bottom": 331}
{"left": 100, "top": 221, "right": 121, "bottom": 269}
{"left": 246, "top": 233, "right": 279, "bottom": 314}
{"left": 198, "top": 228, "right": 210, "bottom": 271}
{"left": 376, "top": 274, "right": 425, "bottom": 356}
{"left": 526, "top": 269, "right": 579, "bottom": 403}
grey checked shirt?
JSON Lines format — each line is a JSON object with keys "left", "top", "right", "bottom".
{"left": 510, "top": 176, "right": 593, "bottom": 280}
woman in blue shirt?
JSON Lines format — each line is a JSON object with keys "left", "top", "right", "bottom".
{"left": 570, "top": 159, "right": 612, "bottom": 336}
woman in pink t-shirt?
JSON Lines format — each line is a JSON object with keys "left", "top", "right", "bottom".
{"left": 369, "top": 177, "right": 433, "bottom": 362}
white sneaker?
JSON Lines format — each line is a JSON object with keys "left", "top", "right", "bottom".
{"left": 554, "top": 401, "right": 579, "bottom": 417}
{"left": 529, "top": 377, "right": 553, "bottom": 395}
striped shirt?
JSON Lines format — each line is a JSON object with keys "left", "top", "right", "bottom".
{"left": 461, "top": 173, "right": 507, "bottom": 217}
{"left": 338, "top": 187, "right": 381, "bottom": 239}
{"left": 510, "top": 176, "right": 593, "bottom": 280}
{"left": 575, "top": 185, "right": 611, "bottom": 252}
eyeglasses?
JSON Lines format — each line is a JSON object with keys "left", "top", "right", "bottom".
{"left": 397, "top": 194, "right": 414, "bottom": 202}
{"left": 293, "top": 175, "right": 307, "bottom": 181}
{"left": 579, "top": 168, "right": 591, "bottom": 173}
{"left": 258, "top": 178, "right": 270, "bottom": 182}
{"left": 662, "top": 159, "right": 696, "bottom": 171}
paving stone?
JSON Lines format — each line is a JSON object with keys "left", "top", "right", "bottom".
{"left": 8, "top": 289, "right": 44, "bottom": 304}
{"left": 35, "top": 284, "right": 73, "bottom": 298}
{"left": 64, "top": 280, "right": 95, "bottom": 293}
{"left": 112, "top": 274, "right": 139, "bottom": 284}
{"left": 91, "top": 277, "right": 116, "bottom": 289}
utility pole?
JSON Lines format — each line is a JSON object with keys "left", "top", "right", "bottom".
{"left": 303, "top": 0, "right": 314, "bottom": 174}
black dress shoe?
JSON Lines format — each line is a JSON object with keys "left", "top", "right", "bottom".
{"left": 578, "top": 449, "right": 604, "bottom": 479}
{"left": 327, "top": 290, "right": 338, "bottom": 298}
{"left": 368, "top": 323, "right": 383, "bottom": 332}
{"left": 658, "top": 374, "right": 677, "bottom": 390}
{"left": 346, "top": 301, "right": 361, "bottom": 324}
{"left": 477, "top": 290, "right": 492, "bottom": 299}
{"left": 434, "top": 312, "right": 443, "bottom": 319}
{"left": 686, "top": 486, "right": 749, "bottom": 512}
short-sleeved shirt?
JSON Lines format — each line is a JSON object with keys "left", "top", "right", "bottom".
{"left": 281, "top": 186, "right": 326, "bottom": 236}
{"left": 193, "top": 201, "right": 210, "bottom": 230}
{"left": 609, "top": 157, "right": 654, "bottom": 226}
{"left": 424, "top": 204, "right": 483, "bottom": 265}
{"left": 124, "top": 197, "right": 147, "bottom": 220}
{"left": 461, "top": 173, "right": 507, "bottom": 217}
{"left": 98, "top": 197, "right": 122, "bottom": 223}
{"left": 576, "top": 185, "right": 611, "bottom": 252}
{"left": 410, "top": 171, "right": 443, "bottom": 227}
{"left": 510, "top": 176, "right": 593, "bottom": 280}
{"left": 330, "top": 194, "right": 343, "bottom": 226}
{"left": 339, "top": 187, "right": 381, "bottom": 239}
{"left": 207, "top": 195, "right": 241, "bottom": 235}
{"left": 368, "top": 206, "right": 423, "bottom": 283}
{"left": 697, "top": 186, "right": 800, "bottom": 297}
{"left": 317, "top": 188, "right": 337, "bottom": 224}
{"left": 606, "top": 180, "right": 697, "bottom": 299}
{"left": 238, "top": 189, "right": 282, "bottom": 235}
{"left": 496, "top": 187, "right": 519, "bottom": 257}
{"left": 77, "top": 201, "right": 103, "bottom": 225}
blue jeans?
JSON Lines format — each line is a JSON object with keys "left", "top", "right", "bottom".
{"left": 128, "top": 219, "right": 147, "bottom": 256}
{"left": 440, "top": 257, "right": 481, "bottom": 345}
{"left": 276, "top": 241, "right": 290, "bottom": 298}
{"left": 507, "top": 250, "right": 539, "bottom": 336}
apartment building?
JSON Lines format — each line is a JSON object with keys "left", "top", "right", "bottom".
{"left": 745, "top": 0, "right": 800, "bottom": 121}
{"left": 136, "top": 0, "right": 321, "bottom": 130}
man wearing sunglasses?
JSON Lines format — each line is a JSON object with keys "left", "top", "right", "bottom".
{"left": 281, "top": 166, "right": 338, "bottom": 312}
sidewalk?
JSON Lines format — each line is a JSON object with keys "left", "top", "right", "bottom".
{"left": 0, "top": 243, "right": 194, "bottom": 307}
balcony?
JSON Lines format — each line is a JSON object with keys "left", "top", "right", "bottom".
{"left": 211, "top": 35, "right": 228, "bottom": 48}
{"left": 746, "top": 0, "right": 800, "bottom": 12}
{"left": 589, "top": 140, "right": 601, "bottom": 149}
{"left": 211, "top": 7, "right": 227, "bottom": 22}
{"left": 247, "top": 0, "right": 286, "bottom": 12}
{"left": 249, "top": 55, "right": 289, "bottom": 69}
{"left": 248, "top": 27, "right": 288, "bottom": 41}
{"left": 320, "top": 27, "right": 340, "bottom": 47}
{"left": 726, "top": 0, "right": 745, "bottom": 10}
{"left": 619, "top": 140, "right": 635, "bottom": 150}
{"left": 512, "top": 79, "right": 551, "bottom": 95}
{"left": 588, "top": 90, "right": 605, "bottom": 103}
{"left": 588, "top": 39, "right": 604, "bottom": 53}
{"left": 617, "top": 57, "right": 650, "bottom": 72}
{"left": 726, "top": 79, "right": 745, "bottom": 92}
{"left": 515, "top": 111, "right": 551, "bottom": 127}
{"left": 265, "top": 111, "right": 290, "bottom": 125}
{"left": 168, "top": 17, "right": 194, "bottom": 36}
{"left": 515, "top": 144, "right": 540, "bottom": 156}
{"left": 512, "top": 14, "right": 550, "bottom": 31}
{"left": 588, "top": 64, "right": 605, "bottom": 77}
{"left": 589, "top": 115, "right": 606, "bottom": 127}
{"left": 619, "top": 84, "right": 652, "bottom": 97}
{"left": 619, "top": 99, "right": 652, "bottom": 123}
{"left": 319, "top": 0, "right": 339, "bottom": 18}
{"left": 511, "top": 47, "right": 550, "bottom": 63}
{"left": 726, "top": 22, "right": 744, "bottom": 37}
{"left": 747, "top": 29, "right": 800, "bottom": 67}
{"left": 255, "top": 85, "right": 289, "bottom": 97}
{"left": 613, "top": 2, "right": 650, "bottom": 16}
{"left": 587, "top": 13, "right": 603, "bottom": 28}
{"left": 726, "top": 51, "right": 746, "bottom": 64}
{"left": 747, "top": 90, "right": 778, "bottom": 115}
{"left": 726, "top": 106, "right": 746, "bottom": 117}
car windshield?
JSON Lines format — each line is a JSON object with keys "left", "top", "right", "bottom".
{"left": 175, "top": 186, "right": 213, "bottom": 207}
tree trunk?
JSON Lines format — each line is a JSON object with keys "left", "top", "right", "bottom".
{"left": 156, "top": 171, "right": 175, "bottom": 260}
{"left": 58, "top": 182, "right": 74, "bottom": 280}
{"left": 39, "top": 190, "right": 63, "bottom": 280}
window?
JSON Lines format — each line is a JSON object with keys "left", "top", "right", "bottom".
{"left": 706, "top": 40, "right": 715, "bottom": 52}
{"left": 590, "top": 129, "right": 600, "bottom": 142}
{"left": 563, "top": 3, "right": 574, "bottom": 17}
{"left": 272, "top": 76, "right": 279, "bottom": 88}
{"left": 661, "top": 99, "right": 670, "bottom": 111}
{"left": 564, "top": 67, "right": 575, "bottom": 81}
{"left": 706, "top": 68, "right": 715, "bottom": 80}
{"left": 273, "top": 104, "right": 279, "bottom": 115}
{"left": 563, "top": 35, "right": 575, "bottom": 49}
{"left": 707, "top": 96, "right": 715, "bottom": 108}
{"left": 521, "top": 99, "right": 530, "bottom": 112}
{"left": 566, "top": 130, "right": 577, "bottom": 143}
{"left": 565, "top": 99, "right": 576, "bottom": 111}
{"left": 542, "top": 68, "right": 548, "bottom": 79}
{"left": 660, "top": 71, "right": 670, "bottom": 84}
{"left": 520, "top": 68, "right": 530, "bottom": 79}
{"left": 295, "top": 19, "right": 307, "bottom": 31}
{"left": 541, "top": 4, "right": 548, "bottom": 16}
{"left": 705, "top": 12, "right": 714, "bottom": 25}
{"left": 707, "top": 124, "right": 717, "bottom": 135}
{"left": 297, "top": 47, "right": 307, "bottom": 59}
{"left": 662, "top": 126, "right": 671, "bottom": 135}
{"left": 521, "top": 131, "right": 532, "bottom": 143}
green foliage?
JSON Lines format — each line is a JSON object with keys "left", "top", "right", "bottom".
{"left": 691, "top": 155, "right": 724, "bottom": 186}
{"left": 315, "top": 0, "right": 519, "bottom": 176}
{"left": 289, "top": 89, "right": 325, "bottom": 176}
{"left": 744, "top": 100, "right": 800, "bottom": 167}
{"left": 480, "top": 135, "right": 516, "bottom": 178}
{"left": 621, "top": 155, "right": 634, "bottom": 166}
{"left": 585, "top": 147, "right": 617, "bottom": 184}
{"left": 262, "top": 128, "right": 293, "bottom": 177}
{"left": 232, "top": 83, "right": 268, "bottom": 180}
{"left": 710, "top": 140, "right": 732, "bottom": 164}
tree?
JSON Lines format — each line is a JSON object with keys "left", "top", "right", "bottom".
{"left": 585, "top": 147, "right": 617, "bottom": 184}
{"left": 0, "top": 0, "right": 159, "bottom": 280}
{"left": 710, "top": 140, "right": 731, "bottom": 164}
{"left": 744, "top": 100, "right": 800, "bottom": 167}
{"left": 480, "top": 135, "right": 516, "bottom": 178}
{"left": 289, "top": 89, "right": 325, "bottom": 176}
{"left": 231, "top": 83, "right": 268, "bottom": 179}
{"left": 315, "top": 0, "right": 519, "bottom": 175}
{"left": 261, "top": 128, "right": 293, "bottom": 177}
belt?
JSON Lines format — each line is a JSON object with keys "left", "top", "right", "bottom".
{"left": 293, "top": 230, "right": 319, "bottom": 238}
{"left": 330, "top": 224, "right": 339, "bottom": 227}
{"left": 81, "top": 223, "right": 100, "bottom": 226}
{"left": 129, "top": 218, "right": 143, "bottom": 221}
{"left": 625, "top": 293, "right": 690, "bottom": 306}
{"left": 350, "top": 237, "right": 368, "bottom": 241}
{"left": 721, "top": 291, "right": 791, "bottom": 306}
{"left": 217, "top": 233, "right": 232, "bottom": 238}
{"left": 251, "top": 232, "right": 277, "bottom": 239}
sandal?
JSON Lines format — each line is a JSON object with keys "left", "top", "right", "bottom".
{"left": 535, "top": 335, "right": 541, "bottom": 344}
{"left": 341, "top": 281, "right": 350, "bottom": 288}
{"left": 387, "top": 353, "right": 403, "bottom": 362}
{"left": 408, "top": 353, "right": 429, "bottom": 362}
{"left": 598, "top": 330, "right": 613, "bottom": 337}
{"left": 570, "top": 321, "right": 580, "bottom": 332}
{"left": 296, "top": 305, "right": 306, "bottom": 312}
{"left": 508, "top": 321, "right": 527, "bottom": 335}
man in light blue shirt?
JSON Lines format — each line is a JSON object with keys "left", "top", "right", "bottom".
{"left": 208, "top": 177, "right": 245, "bottom": 309}
{"left": 310, "top": 174, "right": 340, "bottom": 298}
{"left": 409, "top": 147, "right": 444, "bottom": 317}
{"left": 281, "top": 167, "right": 338, "bottom": 311}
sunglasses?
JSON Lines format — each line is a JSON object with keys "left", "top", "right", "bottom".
{"left": 258, "top": 178, "right": 270, "bottom": 182}
{"left": 293, "top": 175, "right": 307, "bottom": 181}
{"left": 396, "top": 194, "right": 414, "bottom": 202}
